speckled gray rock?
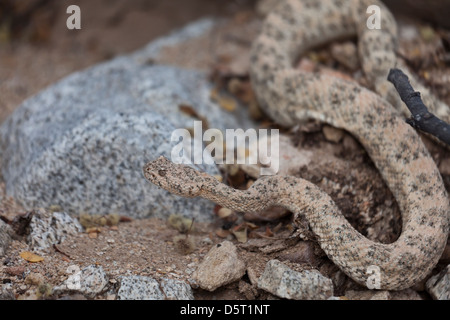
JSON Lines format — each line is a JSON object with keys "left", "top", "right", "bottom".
{"left": 160, "top": 278, "right": 194, "bottom": 300}
{"left": 54, "top": 264, "right": 108, "bottom": 298}
{"left": 426, "top": 264, "right": 450, "bottom": 300}
{"left": 28, "top": 209, "right": 83, "bottom": 251}
{"left": 0, "top": 220, "right": 13, "bottom": 257}
{"left": 0, "top": 19, "right": 251, "bottom": 221}
{"left": 117, "top": 276, "right": 193, "bottom": 300}
{"left": 117, "top": 276, "right": 164, "bottom": 300}
{"left": 258, "top": 259, "right": 333, "bottom": 300}
{"left": 192, "top": 241, "right": 246, "bottom": 291}
{"left": 78, "top": 265, "right": 109, "bottom": 298}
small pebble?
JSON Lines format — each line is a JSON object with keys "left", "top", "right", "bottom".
{"left": 192, "top": 241, "right": 246, "bottom": 291}
{"left": 322, "top": 125, "right": 345, "bottom": 143}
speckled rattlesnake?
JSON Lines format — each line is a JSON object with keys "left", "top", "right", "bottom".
{"left": 144, "top": 0, "right": 449, "bottom": 290}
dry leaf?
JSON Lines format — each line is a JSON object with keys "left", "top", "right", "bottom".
{"left": 210, "top": 88, "right": 237, "bottom": 112}
{"left": 265, "top": 226, "right": 274, "bottom": 237}
{"left": 88, "top": 232, "right": 98, "bottom": 239}
{"left": 61, "top": 256, "right": 71, "bottom": 263}
{"left": 20, "top": 251, "right": 44, "bottom": 263}
{"left": 217, "top": 207, "right": 233, "bottom": 218}
{"left": 86, "top": 227, "right": 102, "bottom": 233}
{"left": 244, "top": 222, "right": 259, "bottom": 230}
{"left": 119, "top": 215, "right": 133, "bottom": 223}
{"left": 215, "top": 228, "right": 231, "bottom": 238}
{"left": 53, "top": 244, "right": 72, "bottom": 259}
{"left": 232, "top": 228, "right": 248, "bottom": 243}
{"left": 179, "top": 104, "right": 199, "bottom": 117}
{"left": 86, "top": 227, "right": 101, "bottom": 239}
{"left": 219, "top": 96, "right": 237, "bottom": 112}
{"left": 179, "top": 104, "right": 209, "bottom": 129}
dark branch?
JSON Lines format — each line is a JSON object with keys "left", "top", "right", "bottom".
{"left": 387, "top": 68, "right": 450, "bottom": 146}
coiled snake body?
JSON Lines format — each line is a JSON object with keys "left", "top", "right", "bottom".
{"left": 144, "top": 0, "right": 449, "bottom": 290}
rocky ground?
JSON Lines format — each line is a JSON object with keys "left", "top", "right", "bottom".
{"left": 0, "top": 0, "right": 450, "bottom": 300}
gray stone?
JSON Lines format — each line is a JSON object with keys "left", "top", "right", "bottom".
{"left": 160, "top": 278, "right": 194, "bottom": 300}
{"left": 258, "top": 259, "right": 333, "bottom": 300}
{"left": 0, "top": 19, "right": 252, "bottom": 221}
{"left": 0, "top": 220, "right": 13, "bottom": 257}
{"left": 426, "top": 264, "right": 450, "bottom": 300}
{"left": 192, "top": 241, "right": 246, "bottom": 291}
{"left": 28, "top": 208, "right": 83, "bottom": 251}
{"left": 77, "top": 265, "right": 109, "bottom": 298}
{"left": 54, "top": 264, "right": 108, "bottom": 298}
{"left": 117, "top": 276, "right": 164, "bottom": 300}
{"left": 117, "top": 276, "right": 192, "bottom": 300}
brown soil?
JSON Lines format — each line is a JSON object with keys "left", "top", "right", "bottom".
{"left": 1, "top": 0, "right": 450, "bottom": 300}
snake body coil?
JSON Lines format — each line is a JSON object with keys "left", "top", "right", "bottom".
{"left": 144, "top": 0, "right": 449, "bottom": 290}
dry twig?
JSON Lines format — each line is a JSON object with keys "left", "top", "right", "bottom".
{"left": 387, "top": 68, "right": 450, "bottom": 146}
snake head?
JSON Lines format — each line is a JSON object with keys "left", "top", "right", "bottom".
{"left": 143, "top": 156, "right": 203, "bottom": 197}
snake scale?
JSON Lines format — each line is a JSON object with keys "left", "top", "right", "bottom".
{"left": 144, "top": 0, "right": 449, "bottom": 290}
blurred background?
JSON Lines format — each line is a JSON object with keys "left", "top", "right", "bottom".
{"left": 0, "top": 0, "right": 256, "bottom": 123}
{"left": 0, "top": 0, "right": 449, "bottom": 124}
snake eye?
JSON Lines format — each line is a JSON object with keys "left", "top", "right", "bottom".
{"left": 158, "top": 169, "right": 167, "bottom": 177}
